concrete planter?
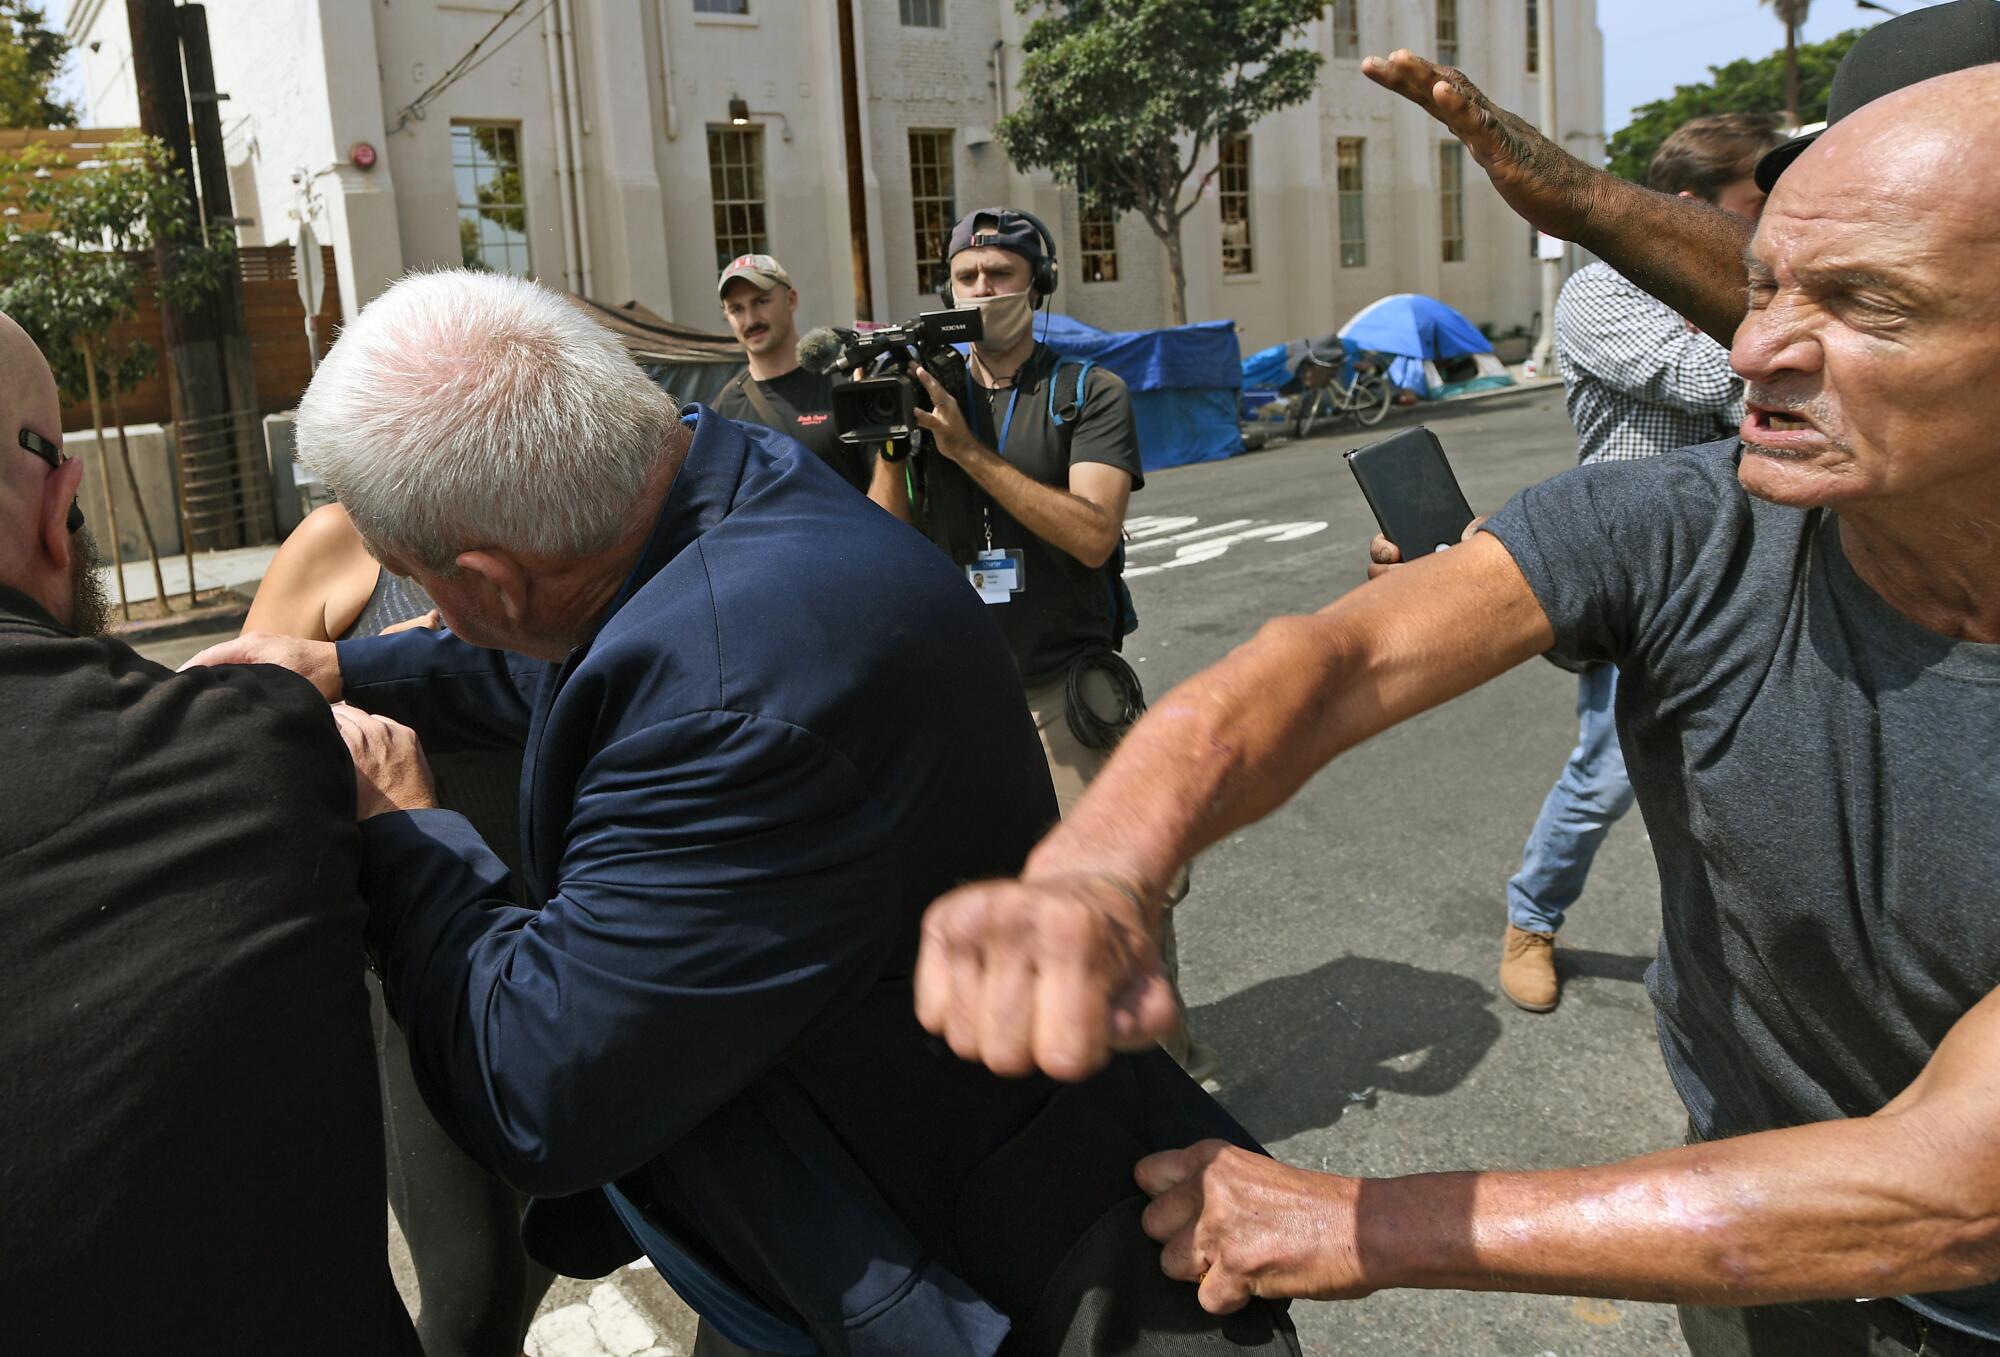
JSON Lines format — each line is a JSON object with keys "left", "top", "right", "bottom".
{"left": 64, "top": 422, "right": 186, "bottom": 564}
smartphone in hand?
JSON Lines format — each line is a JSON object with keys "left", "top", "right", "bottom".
{"left": 1345, "top": 427, "right": 1475, "bottom": 561}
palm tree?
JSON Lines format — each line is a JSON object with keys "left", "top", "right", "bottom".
{"left": 1762, "top": 0, "right": 1813, "bottom": 127}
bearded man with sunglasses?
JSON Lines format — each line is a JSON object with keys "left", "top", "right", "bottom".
{"left": 0, "top": 312, "right": 420, "bottom": 1354}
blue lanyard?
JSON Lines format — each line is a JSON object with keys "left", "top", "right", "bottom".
{"left": 973, "top": 383, "right": 1023, "bottom": 553}
{"left": 974, "top": 383, "right": 1023, "bottom": 460}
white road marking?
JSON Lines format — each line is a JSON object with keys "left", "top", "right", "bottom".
{"left": 1125, "top": 515, "right": 1200, "bottom": 539}
{"left": 1124, "top": 519, "right": 1257, "bottom": 553}
{"left": 1124, "top": 517, "right": 1329, "bottom": 578}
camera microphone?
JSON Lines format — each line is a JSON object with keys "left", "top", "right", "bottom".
{"left": 797, "top": 327, "right": 857, "bottom": 375}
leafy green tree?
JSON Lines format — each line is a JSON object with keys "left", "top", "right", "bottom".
{"left": 1606, "top": 27, "right": 1861, "bottom": 184}
{"left": 998, "top": 0, "right": 1325, "bottom": 325}
{"left": 0, "top": 1, "right": 76, "bottom": 129}
{"left": 0, "top": 136, "right": 229, "bottom": 615}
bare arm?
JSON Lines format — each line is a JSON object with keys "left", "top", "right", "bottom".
{"left": 867, "top": 449, "right": 914, "bottom": 524}
{"left": 243, "top": 503, "right": 378, "bottom": 642}
{"left": 911, "top": 366, "right": 1130, "bottom": 568}
{"left": 913, "top": 533, "right": 1555, "bottom": 1079}
{"left": 1141, "top": 982, "right": 2000, "bottom": 1312}
{"left": 1363, "top": 51, "right": 1754, "bottom": 346}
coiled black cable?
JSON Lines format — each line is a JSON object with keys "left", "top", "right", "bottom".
{"left": 1064, "top": 649, "right": 1148, "bottom": 751}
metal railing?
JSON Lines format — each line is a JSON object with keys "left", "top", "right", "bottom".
{"left": 173, "top": 409, "right": 275, "bottom": 553}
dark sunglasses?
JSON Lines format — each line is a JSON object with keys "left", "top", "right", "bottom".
{"left": 18, "top": 428, "right": 84, "bottom": 534}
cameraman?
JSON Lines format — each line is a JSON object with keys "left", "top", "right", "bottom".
{"left": 870, "top": 207, "right": 1215, "bottom": 1082}
{"left": 713, "top": 253, "right": 870, "bottom": 492}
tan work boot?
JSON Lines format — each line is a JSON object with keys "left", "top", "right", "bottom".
{"left": 1500, "top": 924, "right": 1560, "bottom": 1012}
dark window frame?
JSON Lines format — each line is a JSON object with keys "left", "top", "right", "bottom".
{"left": 908, "top": 129, "right": 957, "bottom": 295}
{"left": 1331, "top": 0, "right": 1360, "bottom": 59}
{"left": 707, "top": 124, "right": 769, "bottom": 271}
{"left": 1337, "top": 136, "right": 1367, "bottom": 269}
{"left": 1076, "top": 169, "right": 1120, "bottom": 284}
{"left": 1440, "top": 141, "right": 1466, "bottom": 263}
{"left": 1219, "top": 132, "right": 1254, "bottom": 276}
{"left": 452, "top": 121, "right": 532, "bottom": 278}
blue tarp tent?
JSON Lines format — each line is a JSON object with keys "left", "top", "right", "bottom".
{"left": 1337, "top": 294, "right": 1515, "bottom": 399}
{"left": 1240, "top": 340, "right": 1296, "bottom": 391}
{"left": 1033, "top": 313, "right": 1244, "bottom": 471}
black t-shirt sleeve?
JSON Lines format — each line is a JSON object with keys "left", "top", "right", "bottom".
{"left": 1067, "top": 366, "right": 1144, "bottom": 490}
{"left": 1482, "top": 439, "right": 1743, "bottom": 669}
{"left": 709, "top": 380, "right": 745, "bottom": 420}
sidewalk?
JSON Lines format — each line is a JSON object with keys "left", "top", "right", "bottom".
{"left": 99, "top": 541, "right": 282, "bottom": 609}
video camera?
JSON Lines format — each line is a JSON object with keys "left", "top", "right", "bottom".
{"left": 797, "top": 309, "right": 983, "bottom": 462}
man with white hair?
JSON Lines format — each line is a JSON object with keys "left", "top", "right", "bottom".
{"left": 0, "top": 313, "right": 421, "bottom": 1352}
{"left": 193, "top": 270, "right": 1300, "bottom": 1356}
{"left": 913, "top": 63, "right": 2000, "bottom": 1357}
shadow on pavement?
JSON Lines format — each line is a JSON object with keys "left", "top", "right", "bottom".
{"left": 1196, "top": 954, "right": 1502, "bottom": 1144}
{"left": 1561, "top": 946, "right": 1654, "bottom": 986}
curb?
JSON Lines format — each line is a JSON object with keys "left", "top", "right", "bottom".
{"left": 111, "top": 594, "right": 253, "bottom": 645}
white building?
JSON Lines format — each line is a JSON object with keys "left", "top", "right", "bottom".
{"left": 69, "top": 0, "right": 1603, "bottom": 353}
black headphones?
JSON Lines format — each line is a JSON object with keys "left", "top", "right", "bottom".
{"left": 940, "top": 208, "right": 1060, "bottom": 309}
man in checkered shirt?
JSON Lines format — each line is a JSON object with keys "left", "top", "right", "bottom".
{"left": 1498, "top": 113, "right": 1788, "bottom": 1013}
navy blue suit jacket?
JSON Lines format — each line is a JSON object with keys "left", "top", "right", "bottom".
{"left": 341, "top": 411, "right": 1258, "bottom": 1356}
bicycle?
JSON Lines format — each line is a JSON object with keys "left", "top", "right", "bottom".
{"left": 1292, "top": 347, "right": 1392, "bottom": 439}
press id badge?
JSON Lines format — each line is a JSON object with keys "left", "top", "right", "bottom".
{"left": 967, "top": 549, "right": 1025, "bottom": 605}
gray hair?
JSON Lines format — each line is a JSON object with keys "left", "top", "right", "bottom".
{"left": 295, "top": 269, "right": 679, "bottom": 572}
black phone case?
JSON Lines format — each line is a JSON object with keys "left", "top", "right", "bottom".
{"left": 1344, "top": 427, "right": 1476, "bottom": 561}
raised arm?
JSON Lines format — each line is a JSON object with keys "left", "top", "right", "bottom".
{"left": 1139, "top": 979, "right": 2000, "bottom": 1312}
{"left": 1363, "top": 51, "right": 1754, "bottom": 346}
{"left": 913, "top": 532, "right": 1555, "bottom": 1080}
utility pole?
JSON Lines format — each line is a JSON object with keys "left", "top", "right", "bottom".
{"left": 126, "top": 0, "right": 230, "bottom": 440}
{"left": 1783, "top": 10, "right": 1800, "bottom": 127}
{"left": 177, "top": 4, "right": 266, "bottom": 537}
{"left": 835, "top": 0, "right": 874, "bottom": 323}
{"left": 1528, "top": 0, "right": 1562, "bottom": 376}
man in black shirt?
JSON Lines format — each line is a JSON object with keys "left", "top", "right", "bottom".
{"left": 871, "top": 207, "right": 1214, "bottom": 1080}
{"left": 0, "top": 312, "right": 419, "bottom": 1353}
{"left": 712, "top": 252, "right": 869, "bottom": 491}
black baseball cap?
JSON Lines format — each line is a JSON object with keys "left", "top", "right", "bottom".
{"left": 945, "top": 208, "right": 1051, "bottom": 263}
{"left": 1755, "top": 0, "right": 2000, "bottom": 190}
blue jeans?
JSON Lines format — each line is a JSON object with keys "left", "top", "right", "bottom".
{"left": 1506, "top": 663, "right": 1636, "bottom": 934}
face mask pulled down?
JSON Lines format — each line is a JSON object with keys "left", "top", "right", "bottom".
{"left": 964, "top": 288, "right": 1036, "bottom": 354}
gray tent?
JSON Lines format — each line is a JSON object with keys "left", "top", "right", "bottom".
{"left": 567, "top": 296, "right": 746, "bottom": 407}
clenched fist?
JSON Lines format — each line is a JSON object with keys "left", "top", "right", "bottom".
{"left": 914, "top": 871, "right": 1179, "bottom": 1081}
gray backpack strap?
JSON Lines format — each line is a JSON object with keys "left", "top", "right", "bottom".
{"left": 1048, "top": 357, "right": 1138, "bottom": 646}
{"left": 1048, "top": 357, "right": 1096, "bottom": 448}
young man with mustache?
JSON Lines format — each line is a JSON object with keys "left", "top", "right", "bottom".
{"left": 713, "top": 253, "right": 868, "bottom": 492}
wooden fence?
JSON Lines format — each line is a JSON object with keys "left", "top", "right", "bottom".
{"left": 56, "top": 243, "right": 342, "bottom": 434}
{"left": 0, "top": 127, "right": 144, "bottom": 232}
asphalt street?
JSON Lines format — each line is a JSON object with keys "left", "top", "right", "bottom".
{"left": 132, "top": 384, "right": 1689, "bottom": 1357}
{"left": 1125, "top": 385, "right": 1687, "bottom": 1357}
